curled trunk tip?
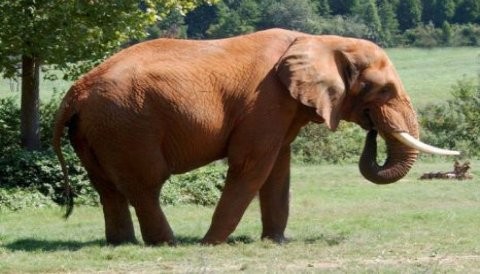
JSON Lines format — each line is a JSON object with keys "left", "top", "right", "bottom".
{"left": 359, "top": 130, "right": 418, "bottom": 184}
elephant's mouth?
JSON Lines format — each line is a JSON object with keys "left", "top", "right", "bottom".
{"left": 363, "top": 109, "right": 376, "bottom": 130}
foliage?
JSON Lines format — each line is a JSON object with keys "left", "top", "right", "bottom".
{"left": 206, "top": 0, "right": 260, "bottom": 38}
{"left": 146, "top": 9, "right": 188, "bottom": 39}
{"left": 454, "top": 0, "right": 480, "bottom": 24}
{"left": 0, "top": 187, "right": 55, "bottom": 212}
{"left": 404, "top": 23, "right": 480, "bottom": 47}
{"left": 292, "top": 123, "right": 365, "bottom": 164}
{"left": 0, "top": 97, "right": 20, "bottom": 153}
{"left": 0, "top": 0, "right": 213, "bottom": 80}
{"left": 378, "top": 0, "right": 400, "bottom": 47}
{"left": 420, "top": 78, "right": 480, "bottom": 158}
{"left": 257, "top": 0, "right": 322, "bottom": 34}
{"left": 397, "top": 0, "right": 423, "bottom": 31}
{"left": 185, "top": 3, "right": 219, "bottom": 38}
{"left": 0, "top": 144, "right": 97, "bottom": 207}
{"left": 162, "top": 164, "right": 226, "bottom": 206}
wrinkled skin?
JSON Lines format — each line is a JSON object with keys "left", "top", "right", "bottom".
{"left": 53, "top": 29, "right": 419, "bottom": 245}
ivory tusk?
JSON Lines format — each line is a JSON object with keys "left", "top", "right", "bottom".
{"left": 392, "top": 132, "right": 461, "bottom": 156}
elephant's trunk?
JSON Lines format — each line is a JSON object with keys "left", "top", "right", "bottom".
{"left": 359, "top": 130, "right": 418, "bottom": 184}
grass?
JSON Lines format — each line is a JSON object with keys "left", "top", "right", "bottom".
{"left": 0, "top": 47, "right": 479, "bottom": 107}
{"left": 1, "top": 160, "right": 479, "bottom": 272}
{"left": 386, "top": 47, "right": 479, "bottom": 107}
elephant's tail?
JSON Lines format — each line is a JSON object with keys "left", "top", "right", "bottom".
{"left": 52, "top": 86, "right": 79, "bottom": 219}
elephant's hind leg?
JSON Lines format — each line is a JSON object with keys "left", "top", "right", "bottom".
{"left": 71, "top": 137, "right": 136, "bottom": 245}
{"left": 114, "top": 153, "right": 174, "bottom": 246}
{"left": 129, "top": 190, "right": 174, "bottom": 246}
{"left": 96, "top": 181, "right": 137, "bottom": 245}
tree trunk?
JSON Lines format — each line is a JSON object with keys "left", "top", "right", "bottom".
{"left": 21, "top": 55, "right": 41, "bottom": 151}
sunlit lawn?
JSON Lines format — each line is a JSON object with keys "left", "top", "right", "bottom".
{"left": 1, "top": 161, "right": 479, "bottom": 272}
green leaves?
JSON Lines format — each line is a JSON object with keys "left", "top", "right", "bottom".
{"left": 420, "top": 78, "right": 480, "bottom": 157}
{"left": 0, "top": 0, "right": 213, "bottom": 80}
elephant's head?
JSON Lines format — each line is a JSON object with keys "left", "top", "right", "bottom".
{"left": 276, "top": 35, "right": 459, "bottom": 184}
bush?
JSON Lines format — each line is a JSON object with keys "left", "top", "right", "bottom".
{"left": 0, "top": 96, "right": 21, "bottom": 154}
{"left": 419, "top": 78, "right": 480, "bottom": 158}
{"left": 0, "top": 146, "right": 98, "bottom": 206}
{"left": 404, "top": 23, "right": 480, "bottom": 47}
{"left": 292, "top": 123, "right": 366, "bottom": 164}
{"left": 0, "top": 187, "right": 55, "bottom": 211}
{"left": 162, "top": 163, "right": 226, "bottom": 206}
{"left": 318, "top": 15, "right": 379, "bottom": 42}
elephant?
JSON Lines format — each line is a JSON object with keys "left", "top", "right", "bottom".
{"left": 53, "top": 28, "right": 459, "bottom": 246}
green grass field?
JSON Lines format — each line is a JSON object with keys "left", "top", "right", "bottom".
{"left": 387, "top": 47, "right": 479, "bottom": 107}
{"left": 1, "top": 161, "right": 479, "bottom": 272}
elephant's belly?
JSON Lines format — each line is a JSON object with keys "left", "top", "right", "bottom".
{"left": 162, "top": 133, "right": 229, "bottom": 175}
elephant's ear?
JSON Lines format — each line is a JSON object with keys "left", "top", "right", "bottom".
{"left": 275, "top": 37, "right": 357, "bottom": 131}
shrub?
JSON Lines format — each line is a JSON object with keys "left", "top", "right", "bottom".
{"left": 0, "top": 146, "right": 98, "bottom": 206}
{"left": 419, "top": 78, "right": 480, "bottom": 158}
{"left": 162, "top": 163, "right": 226, "bottom": 206}
{"left": 318, "top": 15, "right": 379, "bottom": 42}
{"left": 0, "top": 96, "right": 21, "bottom": 154}
{"left": 403, "top": 23, "right": 480, "bottom": 47}
{"left": 0, "top": 187, "right": 55, "bottom": 211}
{"left": 292, "top": 123, "right": 366, "bottom": 164}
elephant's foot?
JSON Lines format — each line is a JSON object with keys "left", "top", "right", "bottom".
{"left": 106, "top": 235, "right": 138, "bottom": 246}
{"left": 200, "top": 235, "right": 227, "bottom": 245}
{"left": 142, "top": 231, "right": 176, "bottom": 246}
{"left": 261, "top": 233, "right": 289, "bottom": 244}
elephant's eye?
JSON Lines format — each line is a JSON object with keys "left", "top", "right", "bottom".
{"left": 379, "top": 84, "right": 395, "bottom": 97}
{"left": 359, "top": 81, "right": 372, "bottom": 95}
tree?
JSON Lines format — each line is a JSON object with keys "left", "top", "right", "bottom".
{"left": 361, "top": 0, "right": 382, "bottom": 38}
{"left": 422, "top": 0, "right": 437, "bottom": 24}
{"left": 328, "top": 0, "right": 360, "bottom": 16}
{"left": 397, "top": 0, "right": 423, "bottom": 31}
{"left": 258, "top": 0, "right": 322, "bottom": 33}
{"left": 0, "top": 0, "right": 212, "bottom": 151}
{"left": 185, "top": 3, "right": 220, "bottom": 39}
{"left": 434, "top": 0, "right": 457, "bottom": 25}
{"left": 314, "top": 0, "right": 331, "bottom": 16}
{"left": 453, "top": 0, "right": 480, "bottom": 24}
{"left": 147, "top": 9, "right": 188, "bottom": 40}
{"left": 378, "top": 0, "right": 400, "bottom": 46}
{"left": 207, "top": 0, "right": 260, "bottom": 38}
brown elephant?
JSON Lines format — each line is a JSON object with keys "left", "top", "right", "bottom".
{"left": 53, "top": 28, "right": 458, "bottom": 246}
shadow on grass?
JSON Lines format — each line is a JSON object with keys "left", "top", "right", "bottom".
{"left": 4, "top": 235, "right": 255, "bottom": 251}
{"left": 304, "top": 233, "right": 348, "bottom": 246}
{"left": 175, "top": 235, "right": 255, "bottom": 246}
{"left": 4, "top": 238, "right": 104, "bottom": 252}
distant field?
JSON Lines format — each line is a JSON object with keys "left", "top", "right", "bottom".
{"left": 1, "top": 161, "right": 479, "bottom": 272}
{"left": 387, "top": 47, "right": 479, "bottom": 107}
{"left": 1, "top": 47, "right": 478, "bottom": 107}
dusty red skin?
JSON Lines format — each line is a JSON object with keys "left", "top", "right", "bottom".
{"left": 53, "top": 28, "right": 419, "bottom": 245}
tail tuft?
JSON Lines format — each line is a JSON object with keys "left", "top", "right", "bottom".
{"left": 63, "top": 183, "right": 75, "bottom": 219}
{"left": 53, "top": 87, "right": 79, "bottom": 219}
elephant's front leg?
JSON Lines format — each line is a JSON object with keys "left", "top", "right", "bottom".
{"left": 259, "top": 146, "right": 291, "bottom": 243}
{"left": 201, "top": 146, "right": 281, "bottom": 245}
